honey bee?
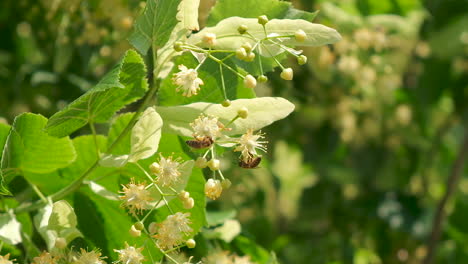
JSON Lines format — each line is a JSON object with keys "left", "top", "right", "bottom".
{"left": 238, "top": 156, "right": 262, "bottom": 169}
{"left": 186, "top": 137, "right": 213, "bottom": 149}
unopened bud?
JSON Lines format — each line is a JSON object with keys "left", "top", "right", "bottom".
{"left": 242, "top": 43, "right": 253, "bottom": 53}
{"left": 236, "top": 47, "right": 247, "bottom": 60}
{"left": 186, "top": 238, "right": 196, "bottom": 248}
{"left": 238, "top": 25, "right": 248, "bottom": 34}
{"left": 297, "top": 55, "right": 307, "bottom": 65}
{"left": 222, "top": 99, "right": 231, "bottom": 107}
{"left": 257, "top": 75, "right": 268, "bottom": 83}
{"left": 179, "top": 190, "right": 190, "bottom": 200}
{"left": 221, "top": 179, "right": 232, "bottom": 189}
{"left": 174, "top": 41, "right": 183, "bottom": 52}
{"left": 202, "top": 33, "right": 217, "bottom": 46}
{"left": 237, "top": 107, "right": 248, "bottom": 119}
{"left": 207, "top": 159, "right": 220, "bottom": 171}
{"left": 258, "top": 15, "right": 269, "bottom": 26}
{"left": 129, "top": 225, "right": 142, "bottom": 237}
{"left": 245, "top": 52, "right": 256, "bottom": 62}
{"left": 148, "top": 222, "right": 158, "bottom": 234}
{"left": 280, "top": 68, "right": 293, "bottom": 80}
{"left": 183, "top": 197, "right": 195, "bottom": 209}
{"left": 195, "top": 157, "right": 207, "bottom": 168}
{"left": 55, "top": 237, "right": 67, "bottom": 249}
{"left": 295, "top": 29, "right": 307, "bottom": 42}
{"left": 244, "top": 74, "right": 257, "bottom": 89}
{"left": 134, "top": 221, "right": 144, "bottom": 231}
{"left": 149, "top": 162, "right": 161, "bottom": 174}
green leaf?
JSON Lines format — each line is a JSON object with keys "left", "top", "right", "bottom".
{"left": 189, "top": 17, "right": 341, "bottom": 52}
{"left": 207, "top": 0, "right": 318, "bottom": 26}
{"left": 108, "top": 113, "right": 135, "bottom": 155}
{"left": 129, "top": 107, "right": 163, "bottom": 162}
{"left": 129, "top": 0, "right": 182, "bottom": 55}
{"left": 177, "top": 0, "right": 200, "bottom": 31}
{"left": 158, "top": 53, "right": 256, "bottom": 106}
{"left": 206, "top": 209, "right": 236, "bottom": 226}
{"left": 74, "top": 190, "right": 162, "bottom": 261}
{"left": 157, "top": 97, "right": 295, "bottom": 136}
{"left": 99, "top": 154, "right": 129, "bottom": 168}
{"left": 45, "top": 50, "right": 148, "bottom": 137}
{"left": 0, "top": 123, "right": 11, "bottom": 162}
{"left": 429, "top": 15, "right": 468, "bottom": 59}
{"left": 1, "top": 113, "right": 76, "bottom": 180}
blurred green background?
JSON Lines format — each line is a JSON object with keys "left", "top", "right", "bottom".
{"left": 1, "top": 0, "right": 468, "bottom": 263}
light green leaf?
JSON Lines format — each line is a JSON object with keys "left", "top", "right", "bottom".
{"left": 188, "top": 17, "right": 341, "bottom": 52}
{"left": 0, "top": 210, "right": 22, "bottom": 245}
{"left": 0, "top": 123, "right": 10, "bottom": 162}
{"left": 177, "top": 0, "right": 200, "bottom": 31}
{"left": 206, "top": 209, "right": 236, "bottom": 226}
{"left": 87, "top": 181, "right": 119, "bottom": 201}
{"left": 157, "top": 97, "right": 295, "bottom": 136}
{"left": 108, "top": 113, "right": 135, "bottom": 155}
{"left": 129, "top": 0, "right": 182, "bottom": 55}
{"left": 99, "top": 154, "right": 129, "bottom": 168}
{"left": 129, "top": 107, "right": 163, "bottom": 162}
{"left": 34, "top": 200, "right": 82, "bottom": 250}
{"left": 45, "top": 50, "right": 148, "bottom": 137}
{"left": 1, "top": 113, "right": 76, "bottom": 181}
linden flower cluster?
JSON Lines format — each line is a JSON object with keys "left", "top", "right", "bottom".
{"left": 0, "top": 254, "right": 15, "bottom": 264}
{"left": 119, "top": 179, "right": 153, "bottom": 215}
{"left": 73, "top": 249, "right": 106, "bottom": 264}
{"left": 114, "top": 243, "right": 145, "bottom": 264}
{"left": 153, "top": 212, "right": 193, "bottom": 250}
{"left": 185, "top": 109, "right": 267, "bottom": 201}
{"left": 171, "top": 14, "right": 310, "bottom": 100}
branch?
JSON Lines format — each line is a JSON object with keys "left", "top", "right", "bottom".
{"left": 423, "top": 128, "right": 468, "bottom": 264}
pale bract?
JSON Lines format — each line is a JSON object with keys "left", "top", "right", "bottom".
{"left": 129, "top": 107, "right": 163, "bottom": 162}
{"left": 156, "top": 97, "right": 295, "bottom": 137}
{"left": 188, "top": 17, "right": 342, "bottom": 56}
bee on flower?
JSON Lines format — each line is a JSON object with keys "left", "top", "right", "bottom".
{"left": 119, "top": 179, "right": 153, "bottom": 215}
{"left": 73, "top": 249, "right": 106, "bottom": 264}
{"left": 234, "top": 129, "right": 267, "bottom": 164}
{"left": 149, "top": 155, "right": 182, "bottom": 187}
{"left": 153, "top": 212, "right": 193, "bottom": 250}
{"left": 190, "top": 114, "right": 225, "bottom": 142}
{"left": 114, "top": 242, "right": 145, "bottom": 264}
{"left": 172, "top": 65, "right": 204, "bottom": 97}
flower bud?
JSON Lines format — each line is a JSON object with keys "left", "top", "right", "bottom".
{"left": 237, "top": 107, "right": 248, "bottom": 119}
{"left": 134, "top": 221, "right": 144, "bottom": 231}
{"left": 295, "top": 29, "right": 307, "bottom": 42}
{"left": 207, "top": 159, "right": 220, "bottom": 171}
{"left": 149, "top": 162, "right": 161, "bottom": 174}
{"left": 205, "top": 178, "right": 222, "bottom": 200}
{"left": 244, "top": 74, "right": 257, "bottom": 89}
{"left": 183, "top": 197, "right": 195, "bottom": 209}
{"left": 280, "top": 68, "right": 293, "bottom": 80}
{"left": 297, "top": 55, "right": 308, "bottom": 65}
{"left": 129, "top": 225, "right": 142, "bottom": 237}
{"left": 55, "top": 237, "right": 67, "bottom": 249}
{"left": 257, "top": 75, "right": 268, "bottom": 83}
{"left": 173, "top": 41, "right": 183, "bottom": 52}
{"left": 148, "top": 222, "right": 158, "bottom": 234}
{"left": 222, "top": 99, "right": 231, "bottom": 107}
{"left": 179, "top": 190, "right": 190, "bottom": 200}
{"left": 238, "top": 25, "right": 248, "bottom": 34}
{"left": 186, "top": 239, "right": 196, "bottom": 248}
{"left": 245, "top": 52, "right": 256, "bottom": 62}
{"left": 236, "top": 47, "right": 247, "bottom": 60}
{"left": 258, "top": 15, "right": 269, "bottom": 25}
{"left": 195, "top": 157, "right": 207, "bottom": 168}
{"left": 221, "top": 179, "right": 232, "bottom": 189}
{"left": 202, "top": 33, "right": 217, "bottom": 46}
{"left": 242, "top": 43, "right": 253, "bottom": 53}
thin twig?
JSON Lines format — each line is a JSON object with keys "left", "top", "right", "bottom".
{"left": 423, "top": 128, "right": 468, "bottom": 264}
